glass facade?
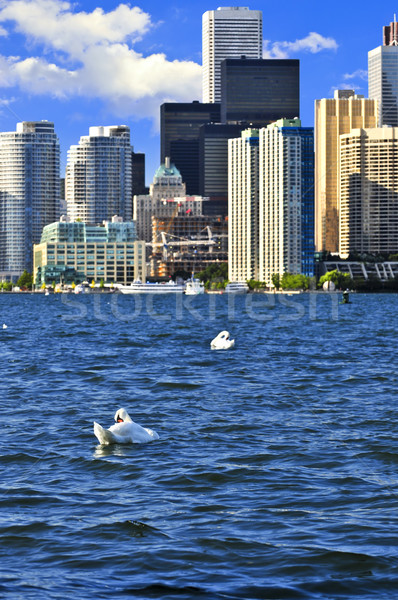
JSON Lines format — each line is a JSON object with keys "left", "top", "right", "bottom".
{"left": 221, "top": 59, "right": 300, "bottom": 126}
{"left": 202, "top": 7, "right": 263, "bottom": 104}
{"left": 160, "top": 102, "right": 221, "bottom": 195}
{"left": 281, "top": 127, "right": 315, "bottom": 277}
{"left": 369, "top": 45, "right": 398, "bottom": 126}
{"left": 34, "top": 219, "right": 145, "bottom": 285}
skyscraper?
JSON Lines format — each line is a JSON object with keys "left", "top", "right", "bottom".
{"left": 314, "top": 91, "right": 378, "bottom": 253}
{"left": 228, "top": 120, "right": 314, "bottom": 285}
{"left": 199, "top": 122, "right": 246, "bottom": 215}
{"left": 0, "top": 121, "right": 60, "bottom": 279}
{"left": 202, "top": 7, "right": 262, "bottom": 104}
{"left": 220, "top": 58, "right": 300, "bottom": 126}
{"left": 160, "top": 102, "right": 221, "bottom": 195}
{"left": 228, "top": 128, "right": 260, "bottom": 282}
{"left": 369, "top": 19, "right": 398, "bottom": 126}
{"left": 259, "top": 119, "right": 314, "bottom": 283}
{"left": 66, "top": 126, "right": 132, "bottom": 225}
{"left": 340, "top": 127, "right": 398, "bottom": 258}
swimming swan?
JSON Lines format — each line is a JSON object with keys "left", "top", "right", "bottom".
{"left": 93, "top": 408, "right": 159, "bottom": 445}
{"left": 210, "top": 330, "right": 235, "bottom": 350}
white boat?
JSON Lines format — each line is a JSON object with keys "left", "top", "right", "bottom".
{"left": 225, "top": 281, "right": 249, "bottom": 294}
{"left": 185, "top": 278, "right": 205, "bottom": 295}
{"left": 118, "top": 279, "right": 185, "bottom": 294}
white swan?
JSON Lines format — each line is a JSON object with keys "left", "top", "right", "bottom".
{"left": 210, "top": 330, "right": 235, "bottom": 350}
{"left": 2, "top": 324, "right": 7, "bottom": 329}
{"left": 93, "top": 408, "right": 159, "bottom": 445}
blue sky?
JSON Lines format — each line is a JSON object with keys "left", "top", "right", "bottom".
{"left": 0, "top": 0, "right": 395, "bottom": 184}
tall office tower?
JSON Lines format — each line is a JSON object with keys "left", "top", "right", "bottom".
{"left": 369, "top": 21, "right": 398, "bottom": 126}
{"left": 314, "top": 90, "right": 378, "bottom": 253}
{"left": 228, "top": 128, "right": 260, "bottom": 282}
{"left": 259, "top": 119, "right": 314, "bottom": 284}
{"left": 199, "top": 123, "right": 246, "bottom": 215}
{"left": 202, "top": 7, "right": 262, "bottom": 104}
{"left": 339, "top": 127, "right": 398, "bottom": 258}
{"left": 0, "top": 121, "right": 60, "bottom": 279}
{"left": 132, "top": 152, "right": 148, "bottom": 196}
{"left": 66, "top": 126, "right": 132, "bottom": 225}
{"left": 220, "top": 58, "right": 300, "bottom": 126}
{"left": 160, "top": 102, "right": 220, "bottom": 195}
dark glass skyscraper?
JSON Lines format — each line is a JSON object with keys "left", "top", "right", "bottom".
{"left": 220, "top": 58, "right": 300, "bottom": 126}
{"left": 160, "top": 102, "right": 221, "bottom": 195}
{"left": 199, "top": 123, "right": 247, "bottom": 215}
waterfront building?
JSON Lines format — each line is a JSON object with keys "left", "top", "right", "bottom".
{"left": 0, "top": 121, "right": 60, "bottom": 280}
{"left": 220, "top": 58, "right": 300, "bottom": 126}
{"left": 314, "top": 90, "right": 378, "bottom": 253}
{"left": 229, "top": 121, "right": 315, "bottom": 285}
{"left": 160, "top": 102, "right": 221, "bottom": 195}
{"left": 228, "top": 128, "right": 260, "bottom": 282}
{"left": 33, "top": 216, "right": 145, "bottom": 286}
{"left": 259, "top": 119, "right": 314, "bottom": 283}
{"left": 66, "top": 126, "right": 132, "bottom": 225}
{"left": 202, "top": 7, "right": 262, "bottom": 104}
{"left": 339, "top": 127, "right": 398, "bottom": 258}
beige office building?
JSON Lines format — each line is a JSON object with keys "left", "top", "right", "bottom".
{"left": 339, "top": 127, "right": 398, "bottom": 258}
{"left": 315, "top": 90, "right": 378, "bottom": 253}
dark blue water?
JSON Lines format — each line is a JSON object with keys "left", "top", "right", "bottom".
{"left": 1, "top": 291, "right": 398, "bottom": 599}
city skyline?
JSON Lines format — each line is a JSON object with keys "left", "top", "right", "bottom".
{"left": 0, "top": 0, "right": 396, "bottom": 183}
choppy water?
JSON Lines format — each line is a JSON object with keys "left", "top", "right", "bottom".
{"left": 1, "top": 291, "right": 398, "bottom": 599}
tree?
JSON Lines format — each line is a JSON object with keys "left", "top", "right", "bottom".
{"left": 271, "top": 273, "right": 280, "bottom": 290}
{"left": 16, "top": 270, "right": 33, "bottom": 289}
{"left": 99, "top": 279, "right": 104, "bottom": 289}
{"left": 318, "top": 269, "right": 351, "bottom": 290}
{"left": 280, "top": 273, "right": 311, "bottom": 290}
{"left": 197, "top": 263, "right": 228, "bottom": 289}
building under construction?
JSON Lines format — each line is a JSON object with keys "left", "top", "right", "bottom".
{"left": 150, "top": 213, "right": 228, "bottom": 277}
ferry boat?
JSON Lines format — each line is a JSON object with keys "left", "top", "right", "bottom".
{"left": 225, "top": 281, "right": 249, "bottom": 294}
{"left": 185, "top": 278, "right": 205, "bottom": 295}
{"left": 118, "top": 280, "right": 185, "bottom": 294}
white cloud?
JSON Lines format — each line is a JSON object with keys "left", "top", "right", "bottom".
{"left": 0, "top": 0, "right": 202, "bottom": 121}
{"left": 263, "top": 32, "right": 338, "bottom": 59}
{"left": 343, "top": 69, "right": 368, "bottom": 81}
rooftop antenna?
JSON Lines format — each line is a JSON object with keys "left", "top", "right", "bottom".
{"left": 395, "top": 13, "right": 397, "bottom": 22}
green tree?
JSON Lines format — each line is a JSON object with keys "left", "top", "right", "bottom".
{"left": 280, "top": 273, "right": 311, "bottom": 290}
{"left": 271, "top": 273, "right": 280, "bottom": 290}
{"left": 318, "top": 269, "right": 352, "bottom": 290}
{"left": 197, "top": 263, "right": 228, "bottom": 289}
{"left": 16, "top": 270, "right": 33, "bottom": 289}
{"left": 99, "top": 279, "right": 104, "bottom": 289}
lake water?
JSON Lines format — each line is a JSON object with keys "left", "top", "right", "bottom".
{"left": 1, "top": 291, "right": 398, "bottom": 599}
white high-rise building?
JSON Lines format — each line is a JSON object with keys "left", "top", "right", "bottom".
{"left": 369, "top": 19, "right": 398, "bottom": 127}
{"left": 0, "top": 121, "right": 60, "bottom": 279}
{"left": 66, "top": 126, "right": 132, "bottom": 225}
{"left": 229, "top": 120, "right": 315, "bottom": 285}
{"left": 228, "top": 129, "right": 260, "bottom": 282}
{"left": 202, "top": 7, "right": 262, "bottom": 104}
